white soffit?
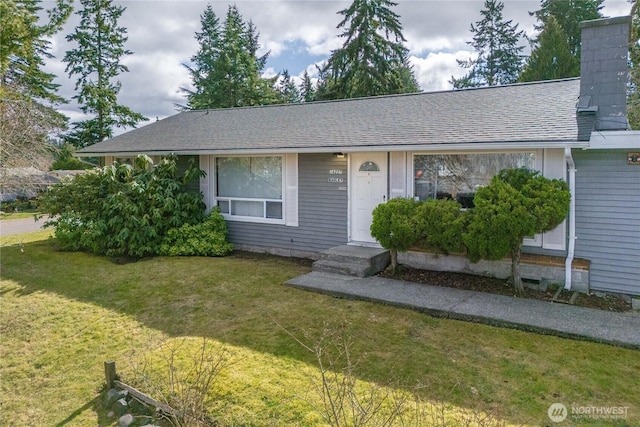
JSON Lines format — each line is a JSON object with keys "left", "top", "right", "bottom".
{"left": 589, "top": 131, "right": 640, "bottom": 149}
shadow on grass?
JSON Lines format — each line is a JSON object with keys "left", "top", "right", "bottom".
{"left": 53, "top": 394, "right": 110, "bottom": 427}
{"left": 3, "top": 240, "right": 638, "bottom": 426}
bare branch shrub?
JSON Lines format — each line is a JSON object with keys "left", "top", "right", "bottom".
{"left": 128, "top": 337, "right": 232, "bottom": 427}
{"left": 281, "top": 321, "right": 509, "bottom": 427}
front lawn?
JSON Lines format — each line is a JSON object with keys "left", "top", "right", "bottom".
{"left": 1, "top": 233, "right": 638, "bottom": 426}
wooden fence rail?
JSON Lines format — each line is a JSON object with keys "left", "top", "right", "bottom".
{"left": 104, "top": 360, "right": 177, "bottom": 418}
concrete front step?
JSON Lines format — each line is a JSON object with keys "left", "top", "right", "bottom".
{"left": 312, "top": 245, "right": 390, "bottom": 278}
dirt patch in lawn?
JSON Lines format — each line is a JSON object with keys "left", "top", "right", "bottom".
{"left": 379, "top": 265, "right": 632, "bottom": 313}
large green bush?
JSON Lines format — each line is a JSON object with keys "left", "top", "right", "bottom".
{"left": 160, "top": 208, "right": 233, "bottom": 257}
{"left": 39, "top": 155, "right": 209, "bottom": 258}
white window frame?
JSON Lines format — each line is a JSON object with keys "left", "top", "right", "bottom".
{"left": 211, "top": 153, "right": 298, "bottom": 226}
{"left": 214, "top": 154, "right": 285, "bottom": 224}
{"left": 409, "top": 150, "right": 543, "bottom": 247}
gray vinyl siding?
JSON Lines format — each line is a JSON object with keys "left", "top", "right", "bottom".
{"left": 226, "top": 153, "right": 348, "bottom": 253}
{"left": 573, "top": 149, "right": 640, "bottom": 296}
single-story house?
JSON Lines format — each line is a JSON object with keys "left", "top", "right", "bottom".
{"left": 79, "top": 16, "right": 639, "bottom": 297}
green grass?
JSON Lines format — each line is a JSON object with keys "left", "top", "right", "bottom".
{"left": 0, "top": 211, "right": 39, "bottom": 220}
{"left": 1, "top": 235, "right": 639, "bottom": 426}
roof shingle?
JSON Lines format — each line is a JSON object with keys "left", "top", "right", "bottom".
{"left": 79, "top": 78, "right": 581, "bottom": 155}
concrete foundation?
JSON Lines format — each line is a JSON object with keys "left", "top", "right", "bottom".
{"left": 398, "top": 251, "right": 590, "bottom": 293}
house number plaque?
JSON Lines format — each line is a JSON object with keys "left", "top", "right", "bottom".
{"left": 328, "top": 169, "right": 345, "bottom": 183}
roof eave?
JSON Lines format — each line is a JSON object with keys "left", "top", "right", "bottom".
{"left": 76, "top": 140, "right": 587, "bottom": 158}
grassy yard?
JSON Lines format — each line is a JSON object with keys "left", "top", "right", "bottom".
{"left": 1, "top": 233, "right": 638, "bottom": 426}
{"left": 0, "top": 211, "right": 39, "bottom": 220}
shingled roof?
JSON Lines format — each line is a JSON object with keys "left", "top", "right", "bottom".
{"left": 78, "top": 78, "right": 582, "bottom": 156}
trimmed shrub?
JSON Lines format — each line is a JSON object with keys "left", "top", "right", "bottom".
{"left": 414, "top": 199, "right": 467, "bottom": 254}
{"left": 463, "top": 168, "right": 570, "bottom": 295}
{"left": 370, "top": 197, "right": 420, "bottom": 272}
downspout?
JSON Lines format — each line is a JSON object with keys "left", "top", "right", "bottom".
{"left": 564, "top": 147, "right": 577, "bottom": 290}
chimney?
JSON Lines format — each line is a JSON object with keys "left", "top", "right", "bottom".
{"left": 577, "top": 15, "right": 632, "bottom": 136}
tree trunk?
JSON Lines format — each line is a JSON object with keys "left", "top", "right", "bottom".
{"left": 390, "top": 249, "right": 398, "bottom": 274}
{"left": 511, "top": 244, "right": 524, "bottom": 296}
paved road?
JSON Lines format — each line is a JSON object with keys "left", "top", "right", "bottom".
{"left": 0, "top": 217, "right": 48, "bottom": 236}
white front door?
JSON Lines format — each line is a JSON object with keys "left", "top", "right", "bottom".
{"left": 350, "top": 152, "right": 388, "bottom": 244}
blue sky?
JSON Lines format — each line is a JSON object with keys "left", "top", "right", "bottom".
{"left": 42, "top": 0, "right": 634, "bottom": 130}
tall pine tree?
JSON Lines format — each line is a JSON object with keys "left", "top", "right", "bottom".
{"left": 277, "top": 70, "right": 301, "bottom": 104}
{"left": 452, "top": 0, "right": 524, "bottom": 88}
{"left": 530, "top": 0, "right": 604, "bottom": 61}
{"left": 318, "top": 0, "right": 419, "bottom": 100}
{"left": 182, "top": 4, "right": 278, "bottom": 110}
{"left": 64, "top": 0, "right": 146, "bottom": 147}
{"left": 519, "top": 15, "right": 579, "bottom": 82}
{"left": 1, "top": 0, "right": 72, "bottom": 179}
{"left": 628, "top": 1, "right": 639, "bottom": 129}
{"left": 180, "top": 4, "right": 222, "bottom": 110}
{"left": 1, "top": 0, "right": 72, "bottom": 104}
{"left": 299, "top": 70, "right": 316, "bottom": 102}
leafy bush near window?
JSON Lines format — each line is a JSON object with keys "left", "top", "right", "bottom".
{"left": 372, "top": 168, "right": 570, "bottom": 296}
{"left": 38, "top": 154, "right": 216, "bottom": 258}
{"left": 160, "top": 208, "right": 233, "bottom": 257}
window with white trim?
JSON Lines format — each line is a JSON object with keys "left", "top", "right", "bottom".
{"left": 412, "top": 151, "right": 542, "bottom": 246}
{"left": 413, "top": 152, "right": 537, "bottom": 208}
{"left": 215, "top": 156, "right": 284, "bottom": 222}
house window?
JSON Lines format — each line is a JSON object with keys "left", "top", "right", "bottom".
{"left": 114, "top": 157, "right": 135, "bottom": 165}
{"left": 413, "top": 153, "right": 536, "bottom": 208}
{"left": 215, "top": 156, "right": 283, "bottom": 221}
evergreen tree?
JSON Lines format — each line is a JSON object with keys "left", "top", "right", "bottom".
{"left": 179, "top": 4, "right": 222, "bottom": 110}
{"left": 1, "top": 0, "right": 72, "bottom": 104}
{"left": 182, "top": 4, "right": 278, "bottom": 110}
{"left": 628, "top": 1, "right": 640, "bottom": 129}
{"left": 451, "top": 0, "right": 525, "bottom": 88}
{"left": 246, "top": 20, "right": 269, "bottom": 72}
{"left": 277, "top": 70, "right": 301, "bottom": 104}
{"left": 299, "top": 70, "right": 316, "bottom": 102}
{"left": 1, "top": 0, "right": 72, "bottom": 180}
{"left": 519, "top": 15, "right": 579, "bottom": 82}
{"left": 530, "top": 0, "right": 604, "bottom": 61}
{"left": 64, "top": 0, "right": 147, "bottom": 147}
{"left": 318, "top": 0, "right": 419, "bottom": 100}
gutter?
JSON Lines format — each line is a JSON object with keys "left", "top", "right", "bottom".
{"left": 564, "top": 146, "right": 577, "bottom": 290}
{"left": 75, "top": 141, "right": 590, "bottom": 158}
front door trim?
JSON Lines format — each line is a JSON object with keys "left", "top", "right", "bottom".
{"left": 348, "top": 152, "right": 388, "bottom": 245}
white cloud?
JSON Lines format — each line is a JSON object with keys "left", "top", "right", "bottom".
{"left": 406, "top": 35, "right": 467, "bottom": 55}
{"left": 37, "top": 0, "right": 632, "bottom": 125}
{"left": 262, "top": 67, "right": 279, "bottom": 79}
{"left": 410, "top": 51, "right": 477, "bottom": 92}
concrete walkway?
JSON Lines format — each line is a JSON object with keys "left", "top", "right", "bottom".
{"left": 285, "top": 271, "right": 640, "bottom": 349}
{"left": 0, "top": 217, "right": 48, "bottom": 236}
